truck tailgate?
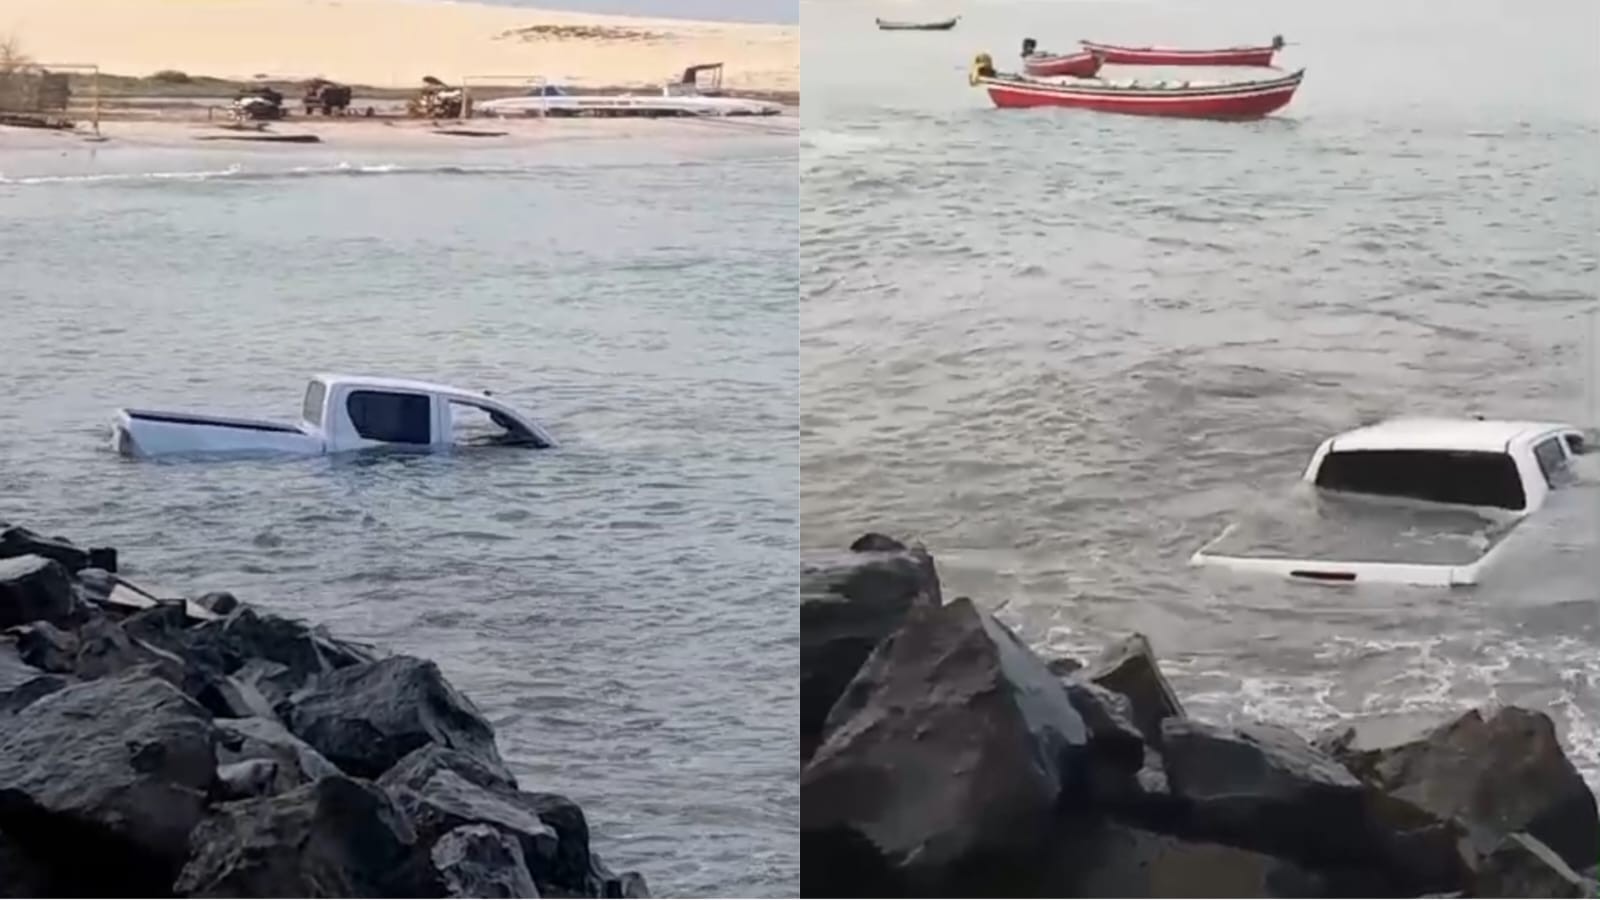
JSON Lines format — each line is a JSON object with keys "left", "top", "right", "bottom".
{"left": 1192, "top": 492, "right": 1521, "bottom": 585}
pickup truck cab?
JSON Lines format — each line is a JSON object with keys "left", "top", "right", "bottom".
{"left": 1190, "top": 418, "right": 1589, "bottom": 586}
{"left": 111, "top": 374, "right": 554, "bottom": 458}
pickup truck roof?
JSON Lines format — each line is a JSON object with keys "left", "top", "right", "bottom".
{"left": 314, "top": 373, "right": 502, "bottom": 404}
{"left": 1325, "top": 418, "right": 1575, "bottom": 454}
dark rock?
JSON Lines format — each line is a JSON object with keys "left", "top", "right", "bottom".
{"left": 75, "top": 567, "right": 117, "bottom": 605}
{"left": 234, "top": 657, "right": 301, "bottom": 709}
{"left": 602, "top": 869, "right": 649, "bottom": 898}
{"left": 1320, "top": 705, "right": 1599, "bottom": 871}
{"left": 381, "top": 749, "right": 610, "bottom": 899}
{"left": 381, "top": 742, "right": 520, "bottom": 793}
{"left": 800, "top": 539, "right": 943, "bottom": 762}
{"left": 849, "top": 533, "right": 907, "bottom": 552}
{"left": 9, "top": 621, "right": 79, "bottom": 673}
{"left": 0, "top": 670, "right": 215, "bottom": 892}
{"left": 196, "top": 591, "right": 239, "bottom": 616}
{"left": 192, "top": 670, "right": 280, "bottom": 721}
{"left": 393, "top": 770, "right": 558, "bottom": 873}
{"left": 1081, "top": 634, "right": 1185, "bottom": 748}
{"left": 430, "top": 824, "right": 539, "bottom": 898}
{"left": 0, "top": 672, "right": 70, "bottom": 714}
{"left": 286, "top": 654, "right": 511, "bottom": 782}
{"left": 175, "top": 775, "right": 434, "bottom": 897}
{"left": 74, "top": 616, "right": 187, "bottom": 683}
{"left": 216, "top": 716, "right": 341, "bottom": 794}
{"left": 0, "top": 525, "right": 89, "bottom": 573}
{"left": 0, "top": 639, "right": 42, "bottom": 692}
{"left": 216, "top": 759, "right": 281, "bottom": 800}
{"left": 1160, "top": 718, "right": 1467, "bottom": 894}
{"left": 188, "top": 606, "right": 374, "bottom": 690}
{"left": 121, "top": 600, "right": 192, "bottom": 649}
{"left": 0, "top": 555, "right": 79, "bottom": 629}
{"left": 1040, "top": 820, "right": 1331, "bottom": 897}
{"left": 87, "top": 546, "right": 118, "bottom": 573}
{"left": 0, "top": 829, "right": 52, "bottom": 897}
{"left": 1047, "top": 656, "right": 1084, "bottom": 676}
{"left": 525, "top": 793, "right": 609, "bottom": 897}
{"left": 1473, "top": 832, "right": 1589, "bottom": 898}
{"left": 801, "top": 597, "right": 1088, "bottom": 894}
{"left": 1063, "top": 677, "right": 1169, "bottom": 810}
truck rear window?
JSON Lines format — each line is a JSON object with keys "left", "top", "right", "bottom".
{"left": 302, "top": 380, "right": 327, "bottom": 425}
{"left": 1315, "top": 449, "right": 1526, "bottom": 511}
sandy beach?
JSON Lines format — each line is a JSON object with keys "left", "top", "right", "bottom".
{"left": 0, "top": 0, "right": 797, "bottom": 93}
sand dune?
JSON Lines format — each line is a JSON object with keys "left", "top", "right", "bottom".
{"left": 0, "top": 0, "right": 797, "bottom": 92}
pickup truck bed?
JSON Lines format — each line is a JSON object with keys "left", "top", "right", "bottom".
{"left": 1193, "top": 492, "right": 1522, "bottom": 584}
{"left": 123, "top": 409, "right": 305, "bottom": 434}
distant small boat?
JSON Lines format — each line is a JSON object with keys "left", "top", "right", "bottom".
{"left": 875, "top": 16, "right": 959, "bottom": 31}
{"left": 1079, "top": 35, "right": 1286, "bottom": 67}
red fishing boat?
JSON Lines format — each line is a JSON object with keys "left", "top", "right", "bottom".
{"left": 1079, "top": 35, "right": 1285, "bottom": 67}
{"left": 968, "top": 54, "right": 1305, "bottom": 119}
{"left": 1019, "top": 38, "right": 1103, "bottom": 78}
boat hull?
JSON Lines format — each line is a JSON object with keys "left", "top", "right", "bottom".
{"left": 1080, "top": 40, "right": 1278, "bottom": 67}
{"left": 1021, "top": 51, "right": 1103, "bottom": 78}
{"left": 876, "top": 18, "right": 958, "bottom": 31}
{"left": 979, "top": 70, "right": 1304, "bottom": 119}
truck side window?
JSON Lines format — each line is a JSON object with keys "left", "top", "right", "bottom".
{"left": 1533, "top": 436, "right": 1571, "bottom": 487}
{"left": 1566, "top": 434, "right": 1586, "bottom": 456}
{"left": 346, "top": 390, "right": 431, "bottom": 444}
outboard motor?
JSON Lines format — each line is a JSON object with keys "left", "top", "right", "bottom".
{"left": 1022, "top": 37, "right": 1037, "bottom": 57}
{"left": 1271, "top": 34, "right": 1286, "bottom": 49}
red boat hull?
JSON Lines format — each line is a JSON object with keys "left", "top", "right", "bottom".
{"left": 979, "top": 70, "right": 1304, "bottom": 119}
{"left": 1080, "top": 40, "right": 1278, "bottom": 67}
{"left": 1021, "top": 50, "right": 1103, "bottom": 78}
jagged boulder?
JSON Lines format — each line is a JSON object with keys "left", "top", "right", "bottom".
{"left": 1472, "top": 832, "right": 1591, "bottom": 898}
{"left": 430, "top": 824, "right": 539, "bottom": 898}
{"left": 1160, "top": 718, "right": 1467, "bottom": 894}
{"left": 175, "top": 775, "right": 434, "bottom": 897}
{"left": 8, "top": 621, "right": 78, "bottom": 673}
{"left": 215, "top": 716, "right": 342, "bottom": 795}
{"left": 0, "top": 556, "right": 80, "bottom": 630}
{"left": 1318, "top": 705, "right": 1599, "bottom": 871}
{"left": 0, "top": 670, "right": 216, "bottom": 892}
{"left": 380, "top": 742, "right": 520, "bottom": 794}
{"left": 1081, "top": 634, "right": 1185, "bottom": 748}
{"left": 186, "top": 606, "right": 376, "bottom": 694}
{"left": 393, "top": 770, "right": 556, "bottom": 864}
{"left": 1039, "top": 820, "right": 1331, "bottom": 897}
{"left": 0, "top": 525, "right": 90, "bottom": 573}
{"left": 800, "top": 535, "right": 943, "bottom": 761}
{"left": 380, "top": 744, "right": 620, "bottom": 897}
{"left": 73, "top": 615, "right": 187, "bottom": 683}
{"left": 285, "top": 655, "right": 511, "bottom": 782}
{"left": 801, "top": 597, "right": 1088, "bottom": 895}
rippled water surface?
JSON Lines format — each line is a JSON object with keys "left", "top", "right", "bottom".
{"left": 801, "top": 0, "right": 1600, "bottom": 783}
{"left": 1, "top": 126, "right": 797, "bottom": 896}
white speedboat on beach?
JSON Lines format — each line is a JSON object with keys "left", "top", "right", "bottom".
{"left": 111, "top": 374, "right": 554, "bottom": 458}
{"left": 1191, "top": 417, "right": 1591, "bottom": 586}
{"left": 476, "top": 63, "right": 783, "bottom": 118}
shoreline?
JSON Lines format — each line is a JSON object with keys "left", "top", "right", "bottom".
{"left": 0, "top": 0, "right": 797, "bottom": 93}
{"left": 0, "top": 521, "right": 648, "bottom": 896}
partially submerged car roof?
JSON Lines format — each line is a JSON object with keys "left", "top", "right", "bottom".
{"left": 314, "top": 373, "right": 498, "bottom": 404}
{"left": 1328, "top": 418, "right": 1577, "bottom": 454}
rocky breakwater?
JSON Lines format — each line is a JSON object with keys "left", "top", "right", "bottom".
{"left": 0, "top": 521, "right": 647, "bottom": 899}
{"left": 801, "top": 534, "right": 1600, "bottom": 898}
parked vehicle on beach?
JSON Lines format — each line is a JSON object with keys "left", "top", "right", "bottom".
{"left": 1190, "top": 418, "right": 1590, "bottom": 586}
{"left": 111, "top": 375, "right": 554, "bottom": 458}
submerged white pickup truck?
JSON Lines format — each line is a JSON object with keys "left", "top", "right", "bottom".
{"left": 111, "top": 374, "right": 555, "bottom": 458}
{"left": 1191, "top": 418, "right": 1590, "bottom": 586}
